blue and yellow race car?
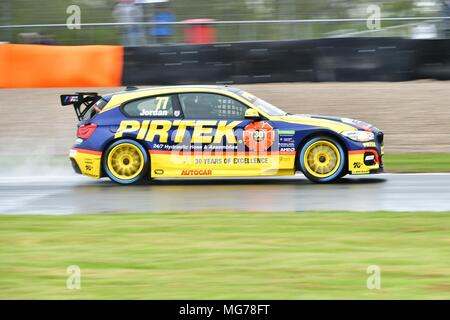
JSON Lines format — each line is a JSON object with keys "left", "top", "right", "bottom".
{"left": 61, "top": 86, "right": 384, "bottom": 184}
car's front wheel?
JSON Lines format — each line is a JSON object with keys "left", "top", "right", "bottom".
{"left": 299, "top": 136, "right": 346, "bottom": 183}
{"left": 103, "top": 139, "right": 149, "bottom": 184}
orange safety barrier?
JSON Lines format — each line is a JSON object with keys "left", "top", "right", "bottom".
{"left": 0, "top": 44, "right": 123, "bottom": 88}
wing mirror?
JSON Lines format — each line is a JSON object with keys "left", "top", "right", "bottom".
{"left": 244, "top": 109, "right": 261, "bottom": 120}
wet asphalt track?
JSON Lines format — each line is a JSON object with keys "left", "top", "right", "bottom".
{"left": 1, "top": 173, "right": 450, "bottom": 214}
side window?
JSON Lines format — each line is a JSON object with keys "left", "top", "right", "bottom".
{"left": 179, "top": 93, "right": 248, "bottom": 119}
{"left": 82, "top": 98, "right": 108, "bottom": 121}
{"left": 122, "top": 95, "right": 177, "bottom": 118}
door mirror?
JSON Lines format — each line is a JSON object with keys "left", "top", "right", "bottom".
{"left": 244, "top": 108, "right": 260, "bottom": 120}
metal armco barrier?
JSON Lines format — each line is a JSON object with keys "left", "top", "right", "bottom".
{"left": 122, "top": 38, "right": 450, "bottom": 85}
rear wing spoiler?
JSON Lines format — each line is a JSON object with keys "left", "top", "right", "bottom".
{"left": 60, "top": 92, "right": 100, "bottom": 121}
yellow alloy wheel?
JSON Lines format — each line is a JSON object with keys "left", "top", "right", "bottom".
{"left": 106, "top": 143, "right": 145, "bottom": 180}
{"left": 303, "top": 140, "right": 341, "bottom": 178}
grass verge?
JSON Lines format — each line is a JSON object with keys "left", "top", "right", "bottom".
{"left": 0, "top": 212, "right": 449, "bottom": 299}
{"left": 384, "top": 153, "right": 450, "bottom": 173}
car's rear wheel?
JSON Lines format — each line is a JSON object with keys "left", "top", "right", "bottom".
{"left": 299, "top": 136, "right": 346, "bottom": 183}
{"left": 103, "top": 139, "right": 149, "bottom": 184}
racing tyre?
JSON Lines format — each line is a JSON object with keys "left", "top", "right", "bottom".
{"left": 103, "top": 139, "right": 149, "bottom": 184}
{"left": 299, "top": 136, "right": 346, "bottom": 183}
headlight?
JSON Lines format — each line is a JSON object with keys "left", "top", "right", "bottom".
{"left": 341, "top": 130, "right": 374, "bottom": 142}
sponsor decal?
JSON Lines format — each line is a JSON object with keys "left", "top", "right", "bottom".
{"left": 193, "top": 157, "right": 270, "bottom": 165}
{"left": 243, "top": 122, "right": 275, "bottom": 152}
{"left": 114, "top": 120, "right": 241, "bottom": 144}
{"left": 82, "top": 159, "right": 98, "bottom": 178}
{"left": 154, "top": 169, "right": 164, "bottom": 175}
{"left": 353, "top": 162, "right": 362, "bottom": 169}
{"left": 278, "top": 130, "right": 295, "bottom": 135}
{"left": 204, "top": 144, "right": 237, "bottom": 151}
{"left": 352, "top": 169, "right": 370, "bottom": 174}
{"left": 363, "top": 142, "right": 377, "bottom": 148}
{"left": 233, "top": 157, "right": 269, "bottom": 164}
{"left": 181, "top": 169, "right": 212, "bottom": 176}
{"left": 139, "top": 109, "right": 169, "bottom": 116}
{"left": 83, "top": 159, "right": 94, "bottom": 172}
{"left": 279, "top": 142, "right": 295, "bottom": 148}
{"left": 65, "top": 95, "right": 79, "bottom": 103}
{"left": 280, "top": 136, "right": 294, "bottom": 143}
{"left": 114, "top": 120, "right": 293, "bottom": 155}
{"left": 195, "top": 158, "right": 223, "bottom": 165}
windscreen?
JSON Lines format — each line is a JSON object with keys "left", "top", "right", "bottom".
{"left": 230, "top": 89, "right": 287, "bottom": 116}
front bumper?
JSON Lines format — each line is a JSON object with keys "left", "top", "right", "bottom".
{"left": 348, "top": 148, "right": 383, "bottom": 175}
{"left": 69, "top": 148, "right": 102, "bottom": 178}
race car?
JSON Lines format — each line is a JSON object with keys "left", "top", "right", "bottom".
{"left": 61, "top": 85, "right": 384, "bottom": 184}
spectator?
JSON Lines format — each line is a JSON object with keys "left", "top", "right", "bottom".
{"left": 18, "top": 32, "right": 58, "bottom": 45}
{"left": 150, "top": 4, "right": 175, "bottom": 44}
{"left": 113, "top": 0, "right": 145, "bottom": 46}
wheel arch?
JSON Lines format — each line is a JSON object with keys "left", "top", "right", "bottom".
{"left": 295, "top": 129, "right": 348, "bottom": 173}
{"left": 100, "top": 137, "right": 150, "bottom": 178}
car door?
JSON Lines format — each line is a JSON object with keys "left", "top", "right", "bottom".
{"left": 118, "top": 94, "right": 184, "bottom": 178}
{"left": 174, "top": 92, "right": 285, "bottom": 177}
